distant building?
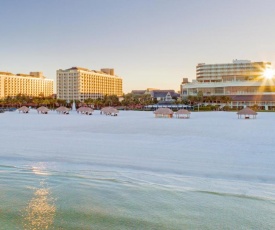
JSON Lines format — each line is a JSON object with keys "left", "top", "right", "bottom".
{"left": 149, "top": 90, "right": 180, "bottom": 102}
{"left": 131, "top": 88, "right": 180, "bottom": 102}
{"left": 131, "top": 90, "right": 147, "bottom": 96}
{"left": 181, "top": 78, "right": 189, "bottom": 84}
{"left": 0, "top": 71, "right": 53, "bottom": 98}
{"left": 182, "top": 60, "right": 273, "bottom": 96}
{"left": 181, "top": 60, "right": 275, "bottom": 109}
{"left": 57, "top": 67, "right": 123, "bottom": 101}
{"left": 196, "top": 59, "right": 270, "bottom": 83}
{"left": 131, "top": 88, "right": 159, "bottom": 96}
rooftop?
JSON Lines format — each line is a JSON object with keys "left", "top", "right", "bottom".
{"left": 197, "top": 60, "right": 271, "bottom": 66}
{"left": 0, "top": 71, "right": 46, "bottom": 79}
{"left": 61, "top": 67, "right": 117, "bottom": 77}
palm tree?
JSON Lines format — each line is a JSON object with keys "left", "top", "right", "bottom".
{"left": 42, "top": 99, "right": 50, "bottom": 107}
{"left": 48, "top": 98, "right": 56, "bottom": 109}
{"left": 57, "top": 99, "right": 66, "bottom": 106}
{"left": 197, "top": 91, "right": 203, "bottom": 101}
{"left": 84, "top": 98, "right": 94, "bottom": 107}
{"left": 187, "top": 95, "right": 196, "bottom": 105}
{"left": 225, "top": 96, "right": 231, "bottom": 104}
{"left": 210, "top": 95, "right": 217, "bottom": 104}
{"left": 0, "top": 99, "right": 4, "bottom": 108}
{"left": 106, "top": 95, "right": 120, "bottom": 106}
{"left": 94, "top": 98, "right": 103, "bottom": 109}
{"left": 139, "top": 94, "right": 152, "bottom": 106}
{"left": 122, "top": 93, "right": 135, "bottom": 107}
{"left": 180, "top": 98, "right": 189, "bottom": 105}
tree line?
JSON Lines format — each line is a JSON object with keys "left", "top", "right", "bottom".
{"left": 0, "top": 93, "right": 153, "bottom": 109}
{"left": 0, "top": 92, "right": 232, "bottom": 109}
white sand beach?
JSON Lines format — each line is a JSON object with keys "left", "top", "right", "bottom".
{"left": 0, "top": 110, "right": 275, "bottom": 229}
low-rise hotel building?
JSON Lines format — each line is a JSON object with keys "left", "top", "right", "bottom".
{"left": 181, "top": 60, "right": 275, "bottom": 109}
{"left": 132, "top": 89, "right": 180, "bottom": 102}
{"left": 0, "top": 71, "right": 53, "bottom": 98}
{"left": 57, "top": 67, "right": 123, "bottom": 101}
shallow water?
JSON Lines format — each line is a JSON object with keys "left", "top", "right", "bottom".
{"left": 1, "top": 111, "right": 275, "bottom": 229}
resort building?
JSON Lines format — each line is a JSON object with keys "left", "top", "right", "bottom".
{"left": 57, "top": 67, "right": 123, "bottom": 101}
{"left": 131, "top": 88, "right": 180, "bottom": 102}
{"left": 181, "top": 60, "right": 275, "bottom": 109}
{"left": 150, "top": 90, "right": 180, "bottom": 102}
{"left": 0, "top": 71, "right": 53, "bottom": 98}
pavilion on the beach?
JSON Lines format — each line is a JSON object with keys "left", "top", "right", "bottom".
{"left": 37, "top": 106, "right": 50, "bottom": 114}
{"left": 174, "top": 109, "right": 191, "bottom": 119}
{"left": 237, "top": 107, "right": 257, "bottom": 119}
{"left": 56, "top": 106, "right": 70, "bottom": 114}
{"left": 154, "top": 108, "right": 174, "bottom": 118}
{"left": 77, "top": 107, "right": 93, "bottom": 115}
{"left": 101, "top": 107, "right": 119, "bottom": 116}
{"left": 18, "top": 106, "right": 30, "bottom": 113}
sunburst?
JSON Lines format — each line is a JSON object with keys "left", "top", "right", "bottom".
{"left": 263, "top": 68, "right": 274, "bottom": 79}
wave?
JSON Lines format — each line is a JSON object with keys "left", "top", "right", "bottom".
{"left": 0, "top": 164, "right": 18, "bottom": 169}
{"left": 193, "top": 190, "right": 275, "bottom": 202}
{"left": 50, "top": 208, "right": 171, "bottom": 230}
{"left": 3, "top": 161, "right": 275, "bottom": 204}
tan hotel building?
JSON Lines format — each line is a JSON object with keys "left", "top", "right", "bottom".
{"left": 57, "top": 67, "right": 123, "bottom": 101}
{"left": 0, "top": 71, "right": 53, "bottom": 98}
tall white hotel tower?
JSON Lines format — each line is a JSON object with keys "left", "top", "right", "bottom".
{"left": 181, "top": 60, "right": 275, "bottom": 109}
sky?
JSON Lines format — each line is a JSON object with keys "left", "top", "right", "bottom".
{"left": 1, "top": 0, "right": 275, "bottom": 93}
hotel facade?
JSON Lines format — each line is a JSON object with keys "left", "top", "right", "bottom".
{"left": 56, "top": 67, "right": 123, "bottom": 101}
{"left": 0, "top": 71, "right": 53, "bottom": 98}
{"left": 181, "top": 60, "right": 275, "bottom": 109}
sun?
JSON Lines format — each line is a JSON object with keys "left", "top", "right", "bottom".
{"left": 263, "top": 68, "right": 274, "bottom": 79}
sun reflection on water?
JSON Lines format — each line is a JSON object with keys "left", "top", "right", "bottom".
{"left": 23, "top": 182, "right": 56, "bottom": 229}
{"left": 31, "top": 162, "right": 50, "bottom": 176}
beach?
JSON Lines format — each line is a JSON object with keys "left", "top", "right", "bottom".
{"left": 0, "top": 110, "right": 275, "bottom": 229}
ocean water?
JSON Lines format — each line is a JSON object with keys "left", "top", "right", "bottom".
{"left": 1, "top": 110, "right": 275, "bottom": 229}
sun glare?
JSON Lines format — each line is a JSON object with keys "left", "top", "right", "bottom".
{"left": 263, "top": 68, "right": 274, "bottom": 79}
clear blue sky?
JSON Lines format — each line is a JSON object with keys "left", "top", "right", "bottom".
{"left": 1, "top": 0, "right": 275, "bottom": 93}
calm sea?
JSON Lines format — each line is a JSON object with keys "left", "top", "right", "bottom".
{"left": 0, "top": 111, "right": 275, "bottom": 229}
